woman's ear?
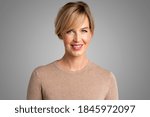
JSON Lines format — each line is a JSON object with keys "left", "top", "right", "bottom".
{"left": 58, "top": 34, "right": 63, "bottom": 39}
{"left": 91, "top": 31, "right": 94, "bottom": 38}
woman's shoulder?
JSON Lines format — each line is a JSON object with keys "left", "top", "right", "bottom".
{"left": 89, "top": 61, "right": 115, "bottom": 80}
{"left": 31, "top": 61, "right": 57, "bottom": 78}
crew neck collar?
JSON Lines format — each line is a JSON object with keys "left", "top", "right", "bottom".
{"left": 53, "top": 60, "right": 91, "bottom": 74}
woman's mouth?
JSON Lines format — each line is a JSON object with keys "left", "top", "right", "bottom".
{"left": 71, "top": 44, "right": 83, "bottom": 50}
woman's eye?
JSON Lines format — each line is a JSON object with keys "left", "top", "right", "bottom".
{"left": 82, "top": 30, "right": 88, "bottom": 33}
{"left": 66, "top": 30, "right": 74, "bottom": 34}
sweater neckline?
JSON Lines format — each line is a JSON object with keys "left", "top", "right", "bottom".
{"left": 53, "top": 60, "right": 91, "bottom": 74}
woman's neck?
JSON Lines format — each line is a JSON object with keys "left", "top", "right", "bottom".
{"left": 58, "top": 54, "right": 89, "bottom": 71}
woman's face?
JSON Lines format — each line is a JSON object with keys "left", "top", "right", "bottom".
{"left": 62, "top": 16, "right": 93, "bottom": 57}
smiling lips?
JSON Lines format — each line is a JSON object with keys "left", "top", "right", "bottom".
{"left": 71, "top": 44, "right": 83, "bottom": 51}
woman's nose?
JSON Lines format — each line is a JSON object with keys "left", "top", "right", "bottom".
{"left": 73, "top": 32, "right": 81, "bottom": 42}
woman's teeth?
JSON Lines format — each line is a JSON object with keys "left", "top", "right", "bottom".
{"left": 71, "top": 44, "right": 83, "bottom": 50}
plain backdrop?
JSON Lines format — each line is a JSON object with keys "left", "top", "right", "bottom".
{"left": 0, "top": 0, "right": 150, "bottom": 99}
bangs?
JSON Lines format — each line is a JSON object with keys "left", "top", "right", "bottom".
{"left": 63, "top": 13, "right": 87, "bottom": 32}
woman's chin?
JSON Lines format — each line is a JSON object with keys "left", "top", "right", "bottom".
{"left": 69, "top": 51, "right": 85, "bottom": 57}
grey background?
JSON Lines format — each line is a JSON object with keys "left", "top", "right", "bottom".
{"left": 0, "top": 0, "right": 150, "bottom": 100}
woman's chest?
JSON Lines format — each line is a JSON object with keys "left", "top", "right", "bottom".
{"left": 41, "top": 75, "right": 109, "bottom": 100}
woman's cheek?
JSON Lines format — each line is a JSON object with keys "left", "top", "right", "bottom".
{"left": 83, "top": 35, "right": 91, "bottom": 43}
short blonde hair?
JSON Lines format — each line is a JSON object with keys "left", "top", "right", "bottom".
{"left": 55, "top": 1, "right": 94, "bottom": 39}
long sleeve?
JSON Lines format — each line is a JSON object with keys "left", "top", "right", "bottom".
{"left": 105, "top": 72, "right": 119, "bottom": 100}
{"left": 27, "top": 68, "right": 42, "bottom": 100}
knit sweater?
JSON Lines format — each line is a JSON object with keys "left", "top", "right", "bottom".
{"left": 27, "top": 61, "right": 118, "bottom": 100}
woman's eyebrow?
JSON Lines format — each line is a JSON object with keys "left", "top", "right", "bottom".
{"left": 81, "top": 27, "right": 89, "bottom": 29}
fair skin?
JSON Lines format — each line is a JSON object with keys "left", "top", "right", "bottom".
{"left": 57, "top": 16, "right": 93, "bottom": 71}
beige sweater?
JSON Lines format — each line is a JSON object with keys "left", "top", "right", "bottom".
{"left": 27, "top": 61, "right": 118, "bottom": 100}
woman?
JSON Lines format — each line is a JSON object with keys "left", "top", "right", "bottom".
{"left": 27, "top": 1, "right": 119, "bottom": 100}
